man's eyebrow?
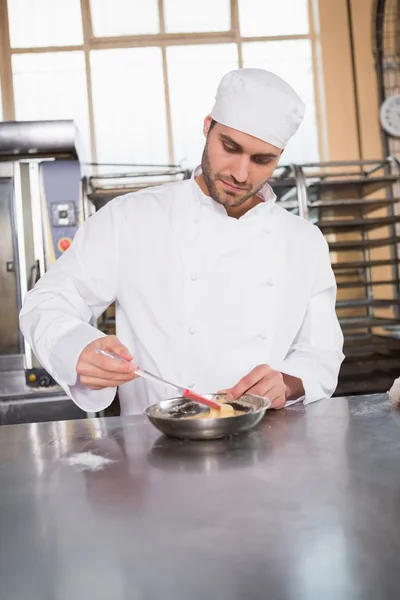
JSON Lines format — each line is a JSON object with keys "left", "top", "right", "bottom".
{"left": 219, "top": 133, "right": 279, "bottom": 159}
{"left": 253, "top": 151, "right": 280, "bottom": 159}
{"left": 219, "top": 133, "right": 243, "bottom": 150}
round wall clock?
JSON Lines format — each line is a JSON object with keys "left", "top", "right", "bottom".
{"left": 380, "top": 94, "right": 400, "bottom": 137}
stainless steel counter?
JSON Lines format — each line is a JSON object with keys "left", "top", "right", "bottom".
{"left": 1, "top": 393, "right": 400, "bottom": 599}
{"left": 0, "top": 369, "right": 86, "bottom": 425}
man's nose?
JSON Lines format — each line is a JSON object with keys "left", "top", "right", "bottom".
{"left": 230, "top": 155, "right": 250, "bottom": 183}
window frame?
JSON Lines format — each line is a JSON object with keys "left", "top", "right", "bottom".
{"left": 0, "top": 0, "right": 321, "bottom": 164}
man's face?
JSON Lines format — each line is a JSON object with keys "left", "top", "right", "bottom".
{"left": 201, "top": 117, "right": 282, "bottom": 209}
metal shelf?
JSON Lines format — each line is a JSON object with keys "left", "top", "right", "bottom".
{"left": 312, "top": 197, "right": 400, "bottom": 208}
{"left": 340, "top": 356, "right": 400, "bottom": 373}
{"left": 278, "top": 197, "right": 400, "bottom": 211}
{"left": 336, "top": 279, "right": 400, "bottom": 289}
{"left": 317, "top": 214, "right": 400, "bottom": 232}
{"left": 333, "top": 258, "right": 399, "bottom": 271}
{"left": 344, "top": 344, "right": 400, "bottom": 357}
{"left": 339, "top": 316, "right": 400, "bottom": 329}
{"left": 334, "top": 376, "right": 395, "bottom": 396}
{"left": 307, "top": 175, "right": 398, "bottom": 199}
{"left": 328, "top": 236, "right": 400, "bottom": 251}
{"left": 336, "top": 298, "right": 400, "bottom": 308}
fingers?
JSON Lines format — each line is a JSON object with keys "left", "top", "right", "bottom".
{"left": 87, "top": 353, "right": 137, "bottom": 375}
{"left": 79, "top": 365, "right": 137, "bottom": 387}
{"left": 99, "top": 335, "right": 133, "bottom": 361}
{"left": 270, "top": 395, "right": 286, "bottom": 410}
{"left": 245, "top": 382, "right": 286, "bottom": 409}
{"left": 247, "top": 372, "right": 286, "bottom": 400}
{"left": 77, "top": 335, "right": 138, "bottom": 390}
{"left": 77, "top": 362, "right": 133, "bottom": 379}
{"left": 225, "top": 364, "right": 287, "bottom": 410}
{"left": 80, "top": 375, "right": 134, "bottom": 390}
{"left": 227, "top": 365, "right": 274, "bottom": 401}
{"left": 80, "top": 336, "right": 137, "bottom": 375}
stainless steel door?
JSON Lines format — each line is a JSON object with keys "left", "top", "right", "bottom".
{"left": 0, "top": 178, "right": 19, "bottom": 354}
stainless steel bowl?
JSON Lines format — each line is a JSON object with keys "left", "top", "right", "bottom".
{"left": 143, "top": 393, "right": 271, "bottom": 440}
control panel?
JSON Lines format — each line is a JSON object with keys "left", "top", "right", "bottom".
{"left": 41, "top": 161, "right": 81, "bottom": 262}
{"left": 51, "top": 201, "right": 77, "bottom": 228}
{"left": 25, "top": 368, "right": 57, "bottom": 388}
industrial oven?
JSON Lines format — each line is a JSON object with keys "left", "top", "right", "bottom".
{"left": 0, "top": 120, "right": 88, "bottom": 423}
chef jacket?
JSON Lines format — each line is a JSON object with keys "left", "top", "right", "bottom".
{"left": 19, "top": 166, "right": 344, "bottom": 415}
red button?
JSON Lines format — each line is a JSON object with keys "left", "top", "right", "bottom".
{"left": 58, "top": 237, "right": 71, "bottom": 252}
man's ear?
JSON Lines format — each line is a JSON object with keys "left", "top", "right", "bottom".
{"left": 203, "top": 115, "right": 212, "bottom": 138}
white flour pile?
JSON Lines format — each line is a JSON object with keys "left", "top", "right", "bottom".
{"left": 63, "top": 452, "right": 115, "bottom": 471}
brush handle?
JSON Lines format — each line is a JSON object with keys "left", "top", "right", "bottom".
{"left": 181, "top": 389, "right": 221, "bottom": 410}
{"left": 94, "top": 349, "right": 221, "bottom": 409}
{"left": 95, "top": 349, "right": 179, "bottom": 389}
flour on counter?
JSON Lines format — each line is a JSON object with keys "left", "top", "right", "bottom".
{"left": 63, "top": 452, "right": 116, "bottom": 471}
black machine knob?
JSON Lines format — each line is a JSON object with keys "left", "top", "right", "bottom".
{"left": 39, "top": 375, "right": 51, "bottom": 387}
{"left": 26, "top": 368, "right": 56, "bottom": 388}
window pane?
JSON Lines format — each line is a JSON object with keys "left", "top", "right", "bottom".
{"left": 90, "top": 48, "right": 169, "bottom": 165}
{"left": 12, "top": 52, "right": 91, "bottom": 158}
{"left": 164, "top": 0, "right": 230, "bottom": 33}
{"left": 238, "top": 0, "right": 309, "bottom": 37}
{"left": 242, "top": 40, "right": 319, "bottom": 164}
{"left": 7, "top": 0, "right": 83, "bottom": 47}
{"left": 90, "top": 0, "right": 159, "bottom": 36}
{"left": 167, "top": 44, "right": 238, "bottom": 167}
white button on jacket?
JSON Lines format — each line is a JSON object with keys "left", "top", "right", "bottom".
{"left": 20, "top": 166, "right": 344, "bottom": 415}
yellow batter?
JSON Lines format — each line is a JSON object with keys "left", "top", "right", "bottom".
{"left": 185, "top": 403, "right": 245, "bottom": 419}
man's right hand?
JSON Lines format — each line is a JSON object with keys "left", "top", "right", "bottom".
{"left": 76, "top": 335, "right": 138, "bottom": 390}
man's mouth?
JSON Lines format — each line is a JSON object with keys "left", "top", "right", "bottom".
{"left": 219, "top": 179, "right": 248, "bottom": 192}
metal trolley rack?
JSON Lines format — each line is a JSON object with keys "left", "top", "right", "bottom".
{"left": 271, "top": 157, "right": 400, "bottom": 395}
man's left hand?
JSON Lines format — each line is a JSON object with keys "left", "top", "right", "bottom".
{"left": 223, "top": 364, "right": 303, "bottom": 409}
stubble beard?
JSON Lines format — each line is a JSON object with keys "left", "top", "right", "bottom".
{"left": 201, "top": 141, "right": 267, "bottom": 208}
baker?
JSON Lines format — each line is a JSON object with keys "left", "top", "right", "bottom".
{"left": 20, "top": 68, "right": 344, "bottom": 415}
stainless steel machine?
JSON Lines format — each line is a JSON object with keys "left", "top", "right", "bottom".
{"left": 0, "top": 121, "right": 189, "bottom": 425}
{"left": 0, "top": 120, "right": 87, "bottom": 424}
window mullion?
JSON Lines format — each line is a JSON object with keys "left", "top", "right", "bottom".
{"left": 159, "top": 0, "right": 175, "bottom": 164}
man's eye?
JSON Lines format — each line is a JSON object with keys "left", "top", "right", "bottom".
{"left": 253, "top": 157, "right": 271, "bottom": 165}
{"left": 223, "top": 144, "right": 238, "bottom": 153}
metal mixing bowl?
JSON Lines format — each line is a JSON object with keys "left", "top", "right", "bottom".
{"left": 143, "top": 393, "right": 271, "bottom": 440}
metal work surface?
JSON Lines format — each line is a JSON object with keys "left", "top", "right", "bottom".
{"left": 0, "top": 369, "right": 64, "bottom": 400}
{"left": 1, "top": 393, "right": 400, "bottom": 599}
{"left": 0, "top": 393, "right": 86, "bottom": 426}
{"left": 0, "top": 369, "right": 86, "bottom": 425}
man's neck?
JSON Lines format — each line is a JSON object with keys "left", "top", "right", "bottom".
{"left": 195, "top": 174, "right": 263, "bottom": 219}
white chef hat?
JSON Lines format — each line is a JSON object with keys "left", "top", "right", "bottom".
{"left": 210, "top": 68, "right": 305, "bottom": 149}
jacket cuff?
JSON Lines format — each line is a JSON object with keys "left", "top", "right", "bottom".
{"left": 50, "top": 323, "right": 118, "bottom": 413}
{"left": 62, "top": 381, "right": 117, "bottom": 413}
{"left": 50, "top": 323, "right": 106, "bottom": 386}
{"left": 272, "top": 359, "right": 325, "bottom": 406}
